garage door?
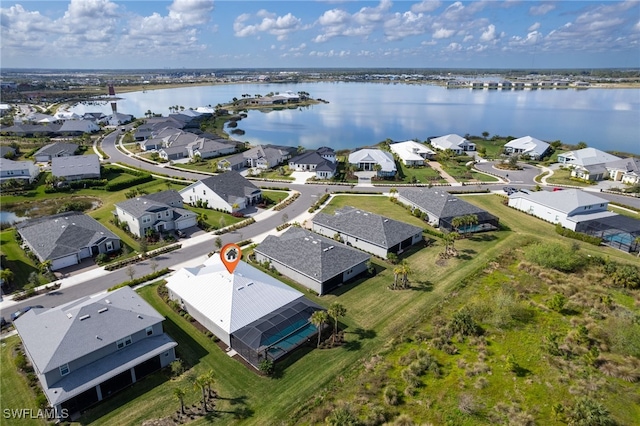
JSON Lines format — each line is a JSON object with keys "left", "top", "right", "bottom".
{"left": 52, "top": 254, "right": 79, "bottom": 271}
{"left": 176, "top": 216, "right": 197, "bottom": 230}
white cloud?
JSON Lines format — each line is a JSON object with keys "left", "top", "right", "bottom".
{"left": 383, "top": 11, "right": 431, "bottom": 41}
{"left": 433, "top": 27, "right": 455, "bottom": 39}
{"left": 445, "top": 42, "right": 462, "bottom": 51}
{"left": 234, "top": 11, "right": 303, "bottom": 40}
{"left": 529, "top": 3, "right": 556, "bottom": 16}
{"left": 463, "top": 34, "right": 474, "bottom": 42}
{"left": 313, "top": 0, "right": 393, "bottom": 42}
{"left": 480, "top": 24, "right": 497, "bottom": 42}
{"left": 411, "top": 0, "right": 441, "bottom": 13}
{"left": 528, "top": 22, "right": 540, "bottom": 32}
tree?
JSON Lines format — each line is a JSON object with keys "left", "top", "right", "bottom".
{"left": 149, "top": 258, "right": 159, "bottom": 274}
{"left": 204, "top": 369, "right": 216, "bottom": 398}
{"left": 482, "top": 131, "right": 489, "bottom": 139}
{"left": 399, "top": 259, "right": 411, "bottom": 289}
{"left": 125, "top": 265, "right": 136, "bottom": 281}
{"left": 219, "top": 217, "right": 226, "bottom": 229}
{"left": 139, "top": 238, "right": 148, "bottom": 257}
{"left": 389, "top": 187, "right": 398, "bottom": 197}
{"left": 327, "top": 303, "right": 346, "bottom": 344}
{"left": 576, "top": 141, "right": 588, "bottom": 150}
{"left": 173, "top": 387, "right": 186, "bottom": 415}
{"left": 194, "top": 374, "right": 209, "bottom": 412}
{"left": 0, "top": 269, "right": 14, "bottom": 286}
{"left": 197, "top": 212, "right": 208, "bottom": 228}
{"left": 214, "top": 237, "right": 222, "bottom": 252}
{"left": 310, "top": 310, "right": 329, "bottom": 348}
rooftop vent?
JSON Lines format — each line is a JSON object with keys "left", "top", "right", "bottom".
{"left": 79, "top": 315, "right": 90, "bottom": 321}
{"left": 66, "top": 313, "right": 73, "bottom": 319}
{"left": 105, "top": 299, "right": 111, "bottom": 304}
{"left": 247, "top": 282, "right": 253, "bottom": 286}
{"left": 384, "top": 219, "right": 389, "bottom": 222}
{"left": 237, "top": 286, "right": 244, "bottom": 291}
{"left": 98, "top": 307, "right": 108, "bottom": 314}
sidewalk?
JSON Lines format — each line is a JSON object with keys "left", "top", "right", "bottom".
{"left": 0, "top": 191, "right": 301, "bottom": 310}
{"left": 427, "top": 161, "right": 462, "bottom": 187}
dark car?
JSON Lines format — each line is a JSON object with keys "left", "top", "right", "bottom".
{"left": 0, "top": 317, "right": 7, "bottom": 329}
{"left": 176, "top": 229, "right": 187, "bottom": 238}
{"left": 503, "top": 186, "right": 517, "bottom": 195}
{"left": 10, "top": 305, "right": 44, "bottom": 321}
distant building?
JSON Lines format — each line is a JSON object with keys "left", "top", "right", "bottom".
{"left": 504, "top": 136, "right": 550, "bottom": 160}
{"left": 389, "top": 141, "right": 436, "bottom": 166}
{"left": 348, "top": 149, "right": 396, "bottom": 177}
{"left": 0, "top": 158, "right": 39, "bottom": 182}
{"left": 34, "top": 142, "right": 78, "bottom": 162}
{"left": 179, "top": 171, "right": 262, "bottom": 213}
{"left": 52, "top": 154, "right": 100, "bottom": 181}
{"left": 429, "top": 134, "right": 475, "bottom": 155}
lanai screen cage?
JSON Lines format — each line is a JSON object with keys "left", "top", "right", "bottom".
{"left": 577, "top": 215, "right": 640, "bottom": 253}
{"left": 230, "top": 298, "right": 324, "bottom": 368}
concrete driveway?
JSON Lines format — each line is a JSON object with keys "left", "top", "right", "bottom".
{"left": 290, "top": 171, "right": 315, "bottom": 184}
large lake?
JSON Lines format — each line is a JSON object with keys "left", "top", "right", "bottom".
{"left": 71, "top": 82, "right": 640, "bottom": 154}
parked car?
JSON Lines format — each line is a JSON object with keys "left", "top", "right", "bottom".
{"left": 0, "top": 317, "right": 7, "bottom": 329}
{"left": 553, "top": 187, "right": 564, "bottom": 192}
{"left": 503, "top": 186, "right": 518, "bottom": 195}
{"left": 176, "top": 229, "right": 187, "bottom": 238}
{"left": 10, "top": 305, "right": 44, "bottom": 321}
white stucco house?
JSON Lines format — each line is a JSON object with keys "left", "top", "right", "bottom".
{"left": 389, "top": 141, "right": 435, "bottom": 166}
{"left": 179, "top": 171, "right": 262, "bottom": 213}
{"left": 508, "top": 189, "right": 616, "bottom": 231}
{"left": 348, "top": 148, "right": 396, "bottom": 177}
{"left": 504, "top": 136, "right": 550, "bottom": 160}
{"left": 429, "top": 134, "right": 475, "bottom": 155}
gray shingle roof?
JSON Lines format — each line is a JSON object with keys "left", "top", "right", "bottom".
{"left": 313, "top": 206, "right": 423, "bottom": 249}
{"left": 16, "top": 212, "right": 119, "bottom": 262}
{"left": 199, "top": 171, "right": 261, "bottom": 199}
{"left": 142, "top": 190, "right": 183, "bottom": 207}
{"left": 255, "top": 227, "right": 370, "bottom": 283}
{"left": 116, "top": 196, "right": 172, "bottom": 219}
{"left": 0, "top": 157, "right": 35, "bottom": 172}
{"left": 51, "top": 154, "right": 100, "bottom": 178}
{"left": 399, "top": 188, "right": 494, "bottom": 221}
{"left": 13, "top": 286, "right": 165, "bottom": 374}
{"left": 34, "top": 142, "right": 78, "bottom": 158}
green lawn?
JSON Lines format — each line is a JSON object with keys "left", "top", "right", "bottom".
{"left": 469, "top": 137, "right": 508, "bottom": 159}
{"left": 185, "top": 205, "right": 244, "bottom": 230}
{"left": 546, "top": 168, "right": 595, "bottom": 187}
{"left": 0, "top": 229, "right": 39, "bottom": 290}
{"left": 0, "top": 336, "right": 44, "bottom": 426}
{"left": 261, "top": 190, "right": 289, "bottom": 205}
{"left": 395, "top": 162, "right": 445, "bottom": 184}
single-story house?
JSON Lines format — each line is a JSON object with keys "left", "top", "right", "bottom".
{"left": 288, "top": 149, "right": 337, "bottom": 179}
{"left": 605, "top": 157, "right": 640, "bottom": 185}
{"left": 220, "top": 145, "right": 297, "bottom": 171}
{"left": 504, "top": 136, "right": 550, "bottom": 160}
{"left": 312, "top": 206, "right": 424, "bottom": 258}
{"left": 52, "top": 154, "right": 101, "bottom": 181}
{"left": 13, "top": 286, "right": 177, "bottom": 420}
{"left": 0, "top": 158, "right": 40, "bottom": 182}
{"left": 0, "top": 124, "right": 62, "bottom": 137}
{"left": 389, "top": 141, "right": 436, "bottom": 166}
{"left": 508, "top": 189, "right": 617, "bottom": 231}
{"left": 348, "top": 149, "right": 396, "bottom": 177}
{"left": 398, "top": 188, "right": 500, "bottom": 232}
{"left": 166, "top": 255, "right": 324, "bottom": 368}
{"left": 107, "top": 112, "right": 134, "bottom": 126}
{"left": 16, "top": 211, "right": 121, "bottom": 270}
{"left": 82, "top": 112, "right": 108, "bottom": 123}
{"left": 179, "top": 171, "right": 262, "bottom": 213}
{"left": 186, "top": 138, "right": 237, "bottom": 159}
{"left": 254, "top": 227, "right": 371, "bottom": 295}
{"left": 58, "top": 120, "right": 100, "bottom": 135}
{"left": 0, "top": 145, "right": 17, "bottom": 158}
{"left": 114, "top": 190, "right": 197, "bottom": 238}
{"left": 571, "top": 163, "right": 609, "bottom": 181}
{"left": 158, "top": 145, "right": 187, "bottom": 161}
{"left": 34, "top": 142, "right": 79, "bottom": 162}
{"left": 429, "top": 134, "right": 476, "bottom": 155}
{"left": 557, "top": 148, "right": 621, "bottom": 167}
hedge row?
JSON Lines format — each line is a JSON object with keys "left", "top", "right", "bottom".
{"left": 273, "top": 192, "right": 299, "bottom": 211}
{"left": 308, "top": 193, "right": 330, "bottom": 213}
{"left": 555, "top": 224, "right": 602, "bottom": 246}
{"left": 260, "top": 186, "right": 291, "bottom": 191}
{"left": 104, "top": 243, "right": 182, "bottom": 271}
{"left": 213, "top": 217, "right": 256, "bottom": 235}
{"left": 276, "top": 222, "right": 292, "bottom": 232}
{"left": 108, "top": 268, "right": 171, "bottom": 291}
{"left": 105, "top": 174, "right": 153, "bottom": 191}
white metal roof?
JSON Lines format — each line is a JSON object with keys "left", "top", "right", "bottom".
{"left": 504, "top": 136, "right": 550, "bottom": 155}
{"left": 165, "top": 256, "right": 303, "bottom": 334}
{"left": 389, "top": 141, "right": 435, "bottom": 162}
{"left": 348, "top": 148, "right": 396, "bottom": 173}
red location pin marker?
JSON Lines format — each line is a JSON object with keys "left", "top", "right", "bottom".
{"left": 220, "top": 243, "right": 242, "bottom": 274}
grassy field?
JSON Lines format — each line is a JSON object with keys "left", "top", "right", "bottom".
{"left": 395, "top": 162, "right": 445, "bottom": 184}
{"left": 2, "top": 193, "right": 637, "bottom": 425}
{"left": 0, "top": 229, "right": 39, "bottom": 290}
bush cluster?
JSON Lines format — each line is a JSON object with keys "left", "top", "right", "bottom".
{"left": 273, "top": 192, "right": 299, "bottom": 211}
{"left": 108, "top": 268, "right": 170, "bottom": 291}
{"left": 524, "top": 242, "right": 586, "bottom": 273}
{"left": 213, "top": 217, "right": 255, "bottom": 235}
{"left": 308, "top": 193, "right": 329, "bottom": 213}
{"left": 105, "top": 174, "right": 153, "bottom": 191}
{"left": 555, "top": 224, "right": 602, "bottom": 246}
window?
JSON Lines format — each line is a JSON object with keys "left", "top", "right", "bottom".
{"left": 146, "top": 326, "right": 153, "bottom": 336}
{"left": 60, "top": 363, "right": 70, "bottom": 376}
{"left": 165, "top": 211, "right": 170, "bottom": 217}
{"left": 142, "top": 216, "right": 150, "bottom": 223}
{"left": 106, "top": 241, "right": 113, "bottom": 251}
{"left": 116, "top": 335, "right": 132, "bottom": 349}
{"left": 157, "top": 213, "right": 162, "bottom": 220}
{"left": 203, "top": 190, "right": 206, "bottom": 195}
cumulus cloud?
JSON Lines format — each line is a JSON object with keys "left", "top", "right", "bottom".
{"left": 234, "top": 10, "right": 303, "bottom": 40}
{"left": 411, "top": 0, "right": 441, "bottom": 13}
{"left": 529, "top": 3, "right": 556, "bottom": 16}
{"left": 433, "top": 27, "right": 455, "bottom": 39}
{"left": 528, "top": 22, "right": 541, "bottom": 32}
{"left": 383, "top": 11, "right": 431, "bottom": 41}
{"left": 313, "top": 0, "right": 393, "bottom": 42}
{"left": 479, "top": 24, "right": 498, "bottom": 42}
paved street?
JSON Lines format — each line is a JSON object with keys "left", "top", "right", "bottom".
{"left": 2, "top": 137, "right": 638, "bottom": 322}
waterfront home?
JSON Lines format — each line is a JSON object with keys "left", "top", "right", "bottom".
{"left": 219, "top": 144, "right": 297, "bottom": 171}
{"left": 429, "top": 134, "right": 475, "bottom": 155}
{"left": 289, "top": 148, "right": 337, "bottom": 179}
{"left": 254, "top": 227, "right": 371, "bottom": 295}
{"left": 52, "top": 154, "right": 100, "bottom": 181}
{"left": 114, "top": 190, "right": 197, "bottom": 238}
{"left": 0, "top": 158, "right": 39, "bottom": 182}
{"left": 557, "top": 148, "right": 622, "bottom": 181}
{"left": 13, "top": 286, "right": 177, "bottom": 420}
{"left": 312, "top": 206, "right": 423, "bottom": 258}
{"left": 348, "top": 148, "right": 396, "bottom": 177}
{"left": 166, "top": 255, "right": 323, "bottom": 368}
{"left": 504, "top": 136, "right": 551, "bottom": 160}
{"left": 389, "top": 140, "right": 435, "bottom": 166}
{"left": 16, "top": 212, "right": 121, "bottom": 270}
{"left": 179, "top": 171, "right": 262, "bottom": 213}
{"left": 58, "top": 119, "right": 100, "bottom": 135}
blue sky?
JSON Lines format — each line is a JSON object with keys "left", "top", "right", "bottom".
{"left": 1, "top": 0, "right": 639, "bottom": 69}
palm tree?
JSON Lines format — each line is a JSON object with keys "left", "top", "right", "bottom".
{"left": 392, "top": 264, "right": 403, "bottom": 290}
{"left": 194, "top": 374, "right": 208, "bottom": 412}
{"left": 204, "top": 369, "right": 216, "bottom": 398}
{"left": 399, "top": 259, "right": 411, "bottom": 289}
{"left": 451, "top": 217, "right": 464, "bottom": 234}
{"left": 465, "top": 214, "right": 479, "bottom": 236}
{"left": 389, "top": 187, "right": 398, "bottom": 198}
{"left": 310, "top": 310, "right": 328, "bottom": 348}
{"left": 327, "top": 303, "right": 346, "bottom": 344}
{"left": 173, "top": 387, "right": 186, "bottom": 415}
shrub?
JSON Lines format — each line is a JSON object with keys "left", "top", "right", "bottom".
{"left": 555, "top": 224, "right": 602, "bottom": 245}
{"left": 170, "top": 360, "right": 185, "bottom": 376}
{"left": 15, "top": 352, "right": 27, "bottom": 370}
{"left": 383, "top": 386, "right": 399, "bottom": 406}
{"left": 449, "top": 308, "right": 481, "bottom": 337}
{"left": 524, "top": 242, "right": 586, "bottom": 273}
{"left": 258, "top": 359, "right": 275, "bottom": 376}
{"left": 566, "top": 397, "right": 614, "bottom": 426}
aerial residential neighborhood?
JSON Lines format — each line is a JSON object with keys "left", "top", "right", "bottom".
{"left": 0, "top": 63, "right": 639, "bottom": 426}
